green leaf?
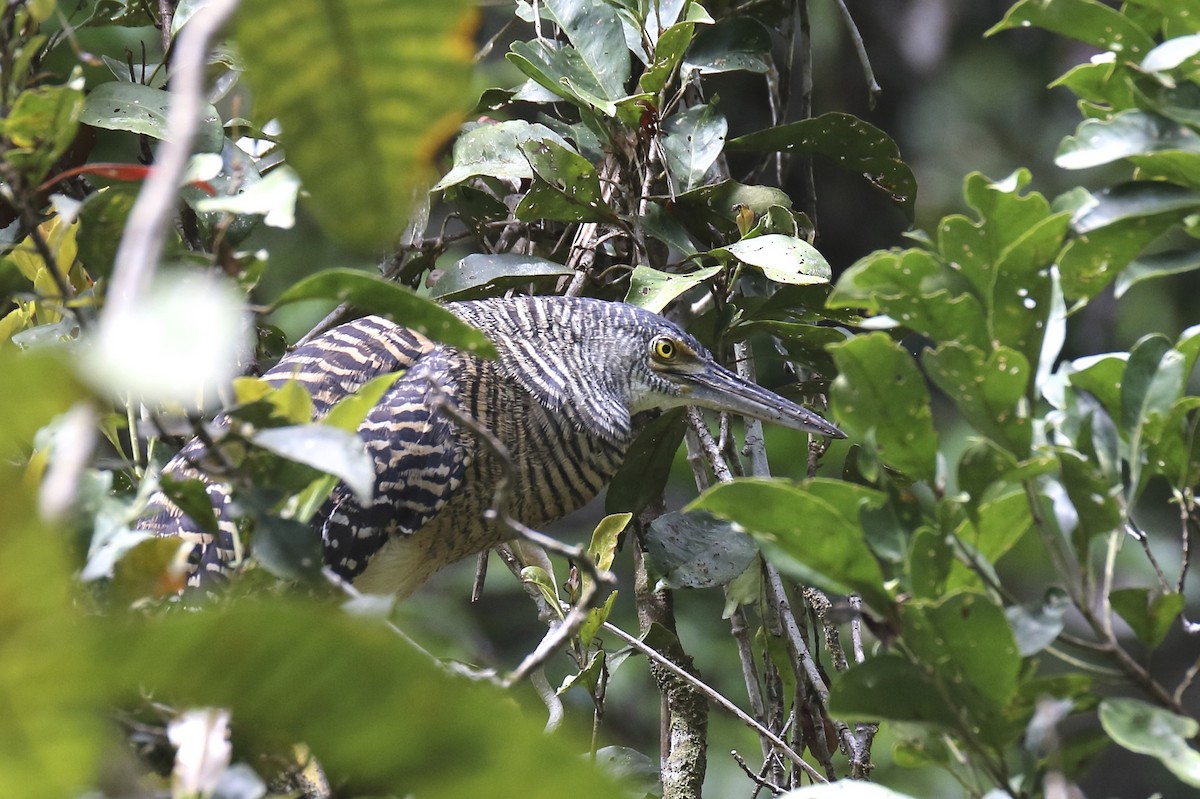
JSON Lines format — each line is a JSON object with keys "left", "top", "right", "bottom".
{"left": 251, "top": 424, "right": 374, "bottom": 504}
{"left": 271, "top": 268, "right": 496, "bottom": 357}
{"left": 640, "top": 19, "right": 696, "bottom": 94}
{"left": 711, "top": 234, "right": 831, "bottom": 285}
{"left": 1122, "top": 334, "right": 1187, "bottom": 495}
{"left": 828, "top": 654, "right": 959, "bottom": 727}
{"left": 1110, "top": 588, "right": 1186, "bottom": 649}
{"left": 643, "top": 510, "right": 759, "bottom": 589}
{"left": 1071, "top": 182, "right": 1200, "bottom": 235}
{"left": 623, "top": 264, "right": 722, "bottom": 313}
{"left": 433, "top": 120, "right": 571, "bottom": 190}
{"left": 515, "top": 139, "right": 615, "bottom": 223}
{"left": 689, "top": 478, "right": 892, "bottom": 613}
{"left": 1099, "top": 698, "right": 1200, "bottom": 788}
{"left": 674, "top": 179, "right": 792, "bottom": 238}
{"left": 321, "top": 371, "right": 405, "bottom": 432}
{"left": 660, "top": 103, "right": 726, "bottom": 192}
{"left": 960, "top": 488, "right": 1033, "bottom": 563}
{"left": 234, "top": 0, "right": 474, "bottom": 249}
{"left": 80, "top": 81, "right": 222, "bottom": 152}
{"left": 829, "top": 333, "right": 938, "bottom": 481}
{"left": 605, "top": 408, "right": 686, "bottom": 514}
{"left": 4, "top": 78, "right": 85, "bottom": 182}
{"left": 251, "top": 514, "right": 324, "bottom": 582}
{"left": 1056, "top": 109, "right": 1200, "bottom": 170}
{"left": 431, "top": 254, "right": 573, "bottom": 301}
{"left": 75, "top": 188, "right": 137, "bottom": 278}
{"left": 1116, "top": 248, "right": 1200, "bottom": 298}
{"left": 158, "top": 475, "right": 221, "bottom": 534}
{"left": 544, "top": 0, "right": 630, "bottom": 99}
{"left": 727, "top": 113, "right": 916, "bottom": 217}
{"left": 988, "top": 0, "right": 1155, "bottom": 57}
{"left": 681, "top": 17, "right": 771, "bottom": 74}
{"left": 923, "top": 343, "right": 1031, "bottom": 456}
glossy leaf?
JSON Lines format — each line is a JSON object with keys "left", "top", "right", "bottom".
{"left": 830, "top": 333, "right": 938, "bottom": 481}
{"left": 644, "top": 510, "right": 758, "bottom": 589}
{"left": 80, "top": 82, "right": 222, "bottom": 152}
{"left": 271, "top": 268, "right": 497, "bottom": 357}
{"left": 234, "top": 0, "right": 474, "bottom": 248}
{"left": 681, "top": 17, "right": 771, "bottom": 74}
{"left": 431, "top": 253, "right": 573, "bottom": 300}
{"left": 515, "top": 139, "right": 614, "bottom": 223}
{"left": 1099, "top": 698, "right": 1200, "bottom": 787}
{"left": 711, "top": 234, "right": 831, "bottom": 285}
{"left": 988, "top": 0, "right": 1155, "bottom": 57}
{"left": 923, "top": 343, "right": 1031, "bottom": 455}
{"left": 728, "top": 113, "right": 916, "bottom": 217}
{"left": 623, "top": 264, "right": 722, "bottom": 313}
{"left": 4, "top": 79, "right": 85, "bottom": 182}
{"left": 675, "top": 179, "right": 791, "bottom": 237}
{"left": 1116, "top": 248, "right": 1200, "bottom": 298}
{"left": 433, "top": 120, "right": 571, "bottom": 190}
{"left": 1056, "top": 109, "right": 1200, "bottom": 170}
{"left": 660, "top": 103, "right": 726, "bottom": 192}
{"left": 689, "top": 478, "right": 892, "bottom": 613}
{"left": 251, "top": 425, "right": 374, "bottom": 504}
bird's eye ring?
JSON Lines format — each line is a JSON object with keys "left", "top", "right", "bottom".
{"left": 651, "top": 336, "right": 677, "bottom": 361}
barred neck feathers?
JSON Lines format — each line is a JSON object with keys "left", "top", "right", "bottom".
{"left": 449, "top": 297, "right": 636, "bottom": 445}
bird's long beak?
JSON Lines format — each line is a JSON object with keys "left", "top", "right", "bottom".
{"left": 682, "top": 362, "right": 846, "bottom": 439}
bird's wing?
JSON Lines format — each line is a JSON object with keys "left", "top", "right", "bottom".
{"left": 137, "top": 315, "right": 458, "bottom": 588}
{"left": 315, "top": 349, "right": 473, "bottom": 582}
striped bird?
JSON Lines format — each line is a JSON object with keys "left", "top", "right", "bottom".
{"left": 139, "top": 295, "right": 844, "bottom": 597}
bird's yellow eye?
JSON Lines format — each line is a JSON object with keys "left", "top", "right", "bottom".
{"left": 651, "top": 336, "right": 677, "bottom": 361}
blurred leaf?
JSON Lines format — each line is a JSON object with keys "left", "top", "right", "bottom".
{"left": 605, "top": 408, "right": 686, "bottom": 514}
{"left": 675, "top": 179, "right": 791, "bottom": 237}
{"left": 194, "top": 164, "right": 301, "bottom": 229}
{"left": 81, "top": 82, "right": 222, "bottom": 152}
{"left": 272, "top": 268, "right": 497, "bottom": 357}
{"left": 159, "top": 475, "right": 220, "bottom": 534}
{"left": 433, "top": 120, "right": 570, "bottom": 190}
{"left": 234, "top": 0, "right": 474, "bottom": 249}
{"left": 321, "top": 371, "right": 404, "bottom": 432}
{"left": 4, "top": 78, "right": 85, "bottom": 182}
{"left": 1116, "top": 248, "right": 1200, "bottom": 298}
{"left": 1110, "top": 588, "right": 1185, "bottom": 649}
{"left": 75, "top": 187, "right": 137, "bottom": 278}
{"left": 830, "top": 333, "right": 938, "bottom": 481}
{"left": 778, "top": 782, "right": 921, "bottom": 799}
{"left": 1071, "top": 182, "right": 1200, "bottom": 235}
{"left": 681, "top": 17, "right": 771, "bottom": 74}
{"left": 689, "top": 478, "right": 892, "bottom": 613}
{"left": 623, "top": 265, "right": 721, "bottom": 313}
{"left": 660, "top": 103, "right": 726, "bottom": 192}
{"left": 988, "top": 0, "right": 1155, "bottom": 56}
{"left": 431, "top": 253, "right": 573, "bottom": 300}
{"left": 728, "top": 113, "right": 916, "bottom": 217}
{"left": 1099, "top": 698, "right": 1200, "bottom": 788}
{"left": 251, "top": 425, "right": 374, "bottom": 504}
{"left": 252, "top": 514, "right": 324, "bottom": 581}
{"left": 594, "top": 745, "right": 661, "bottom": 797}
{"left": 711, "top": 234, "right": 831, "bottom": 285}
{"left": 515, "top": 139, "right": 615, "bottom": 222}
{"left": 643, "top": 510, "right": 758, "bottom": 589}
{"left": 1005, "top": 589, "right": 1070, "bottom": 656}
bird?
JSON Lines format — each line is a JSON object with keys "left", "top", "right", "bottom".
{"left": 139, "top": 295, "right": 844, "bottom": 597}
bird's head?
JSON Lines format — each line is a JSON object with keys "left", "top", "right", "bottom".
{"left": 624, "top": 314, "right": 845, "bottom": 439}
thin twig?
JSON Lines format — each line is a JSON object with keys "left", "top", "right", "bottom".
{"left": 833, "top": 0, "right": 881, "bottom": 108}
{"left": 731, "top": 750, "right": 787, "bottom": 795}
{"left": 601, "top": 621, "right": 826, "bottom": 783}
{"left": 108, "top": 0, "right": 240, "bottom": 319}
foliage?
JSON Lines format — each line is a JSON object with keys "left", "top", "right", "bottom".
{"left": 2, "top": 0, "right": 1200, "bottom": 798}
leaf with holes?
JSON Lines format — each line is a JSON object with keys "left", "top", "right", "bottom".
{"left": 712, "top": 234, "right": 831, "bottom": 286}
{"left": 515, "top": 139, "right": 615, "bottom": 223}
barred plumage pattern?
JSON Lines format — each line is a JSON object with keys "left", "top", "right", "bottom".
{"left": 140, "top": 295, "right": 842, "bottom": 597}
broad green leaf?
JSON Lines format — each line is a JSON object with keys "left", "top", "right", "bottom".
{"left": 1071, "top": 182, "right": 1200, "bottom": 235}
{"left": 828, "top": 654, "right": 959, "bottom": 727}
{"left": 960, "top": 488, "right": 1032, "bottom": 563}
{"left": 587, "top": 513, "right": 630, "bottom": 572}
{"left": 234, "top": 0, "right": 474, "bottom": 248}
{"left": 605, "top": 407, "right": 686, "bottom": 514}
{"left": 1141, "top": 33, "right": 1200, "bottom": 72}
{"left": 902, "top": 591, "right": 1021, "bottom": 745}
{"left": 321, "top": 371, "right": 405, "bottom": 432}
{"left": 660, "top": 103, "right": 726, "bottom": 192}
{"left": 158, "top": 475, "right": 220, "bottom": 534}
{"left": 711, "top": 234, "right": 831, "bottom": 285}
{"left": 675, "top": 179, "right": 791, "bottom": 238}
{"left": 1057, "top": 110, "right": 1200, "bottom": 169}
{"left": 923, "top": 343, "right": 1031, "bottom": 456}
{"left": 1110, "top": 588, "right": 1186, "bottom": 649}
{"left": 689, "top": 478, "right": 892, "bottom": 613}
{"left": 641, "top": 200, "right": 699, "bottom": 255}
{"left": 681, "top": 17, "right": 771, "bottom": 74}
{"left": 75, "top": 188, "right": 137, "bottom": 278}
{"left": 988, "top": 0, "right": 1155, "bottom": 57}
{"left": 1122, "top": 334, "right": 1186, "bottom": 495}
{"left": 640, "top": 19, "right": 696, "bottom": 94}
{"left": 830, "top": 333, "right": 938, "bottom": 481}
{"left": 623, "top": 264, "right": 722, "bottom": 313}
{"left": 0, "top": 348, "right": 86, "bottom": 454}
{"left": 1066, "top": 353, "right": 1127, "bottom": 424}
{"left": 644, "top": 510, "right": 759, "bottom": 589}
{"left": 1099, "top": 698, "right": 1200, "bottom": 788}
{"left": 80, "top": 81, "right": 222, "bottom": 152}
{"left": 431, "top": 253, "right": 573, "bottom": 300}
{"left": 1059, "top": 215, "right": 1183, "bottom": 300}
{"left": 271, "top": 268, "right": 497, "bottom": 357}
{"left": 4, "top": 78, "right": 85, "bottom": 181}
{"left": 251, "top": 425, "right": 374, "bottom": 504}
{"left": 1116, "top": 248, "right": 1200, "bottom": 298}
{"left": 515, "top": 139, "right": 615, "bottom": 223}
{"left": 433, "top": 120, "right": 571, "bottom": 190}
{"left": 1058, "top": 450, "right": 1122, "bottom": 548}
{"left": 728, "top": 113, "right": 916, "bottom": 217}
{"left": 544, "top": 0, "right": 630, "bottom": 99}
